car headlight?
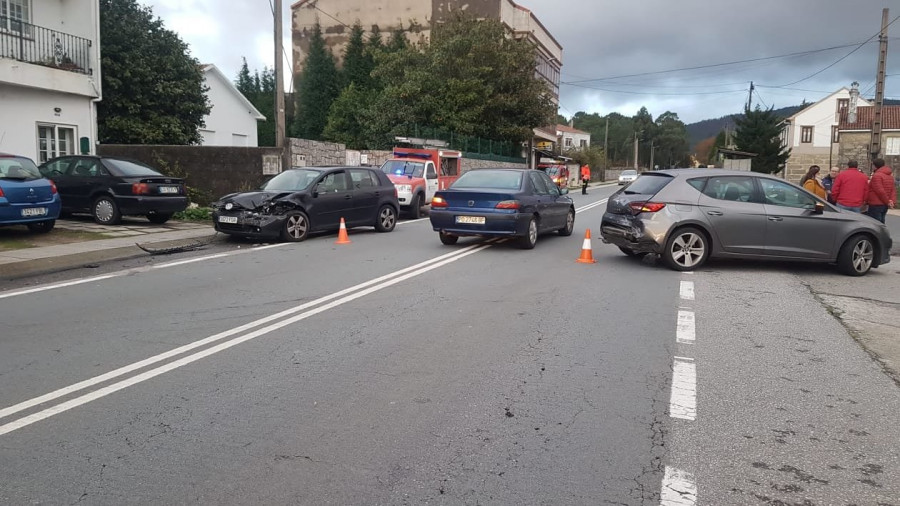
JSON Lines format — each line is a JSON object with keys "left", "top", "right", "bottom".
{"left": 396, "top": 184, "right": 412, "bottom": 193}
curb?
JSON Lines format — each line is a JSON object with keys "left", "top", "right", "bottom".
{"left": 0, "top": 232, "right": 221, "bottom": 282}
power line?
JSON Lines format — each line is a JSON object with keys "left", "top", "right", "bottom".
{"left": 562, "top": 82, "right": 746, "bottom": 96}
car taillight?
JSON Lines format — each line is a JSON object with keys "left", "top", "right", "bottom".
{"left": 495, "top": 200, "right": 520, "bottom": 210}
{"left": 132, "top": 183, "right": 150, "bottom": 195}
{"left": 0, "top": 186, "right": 4, "bottom": 197}
{"left": 50, "top": 181, "right": 58, "bottom": 194}
{"left": 431, "top": 196, "right": 448, "bottom": 208}
{"left": 629, "top": 202, "right": 666, "bottom": 214}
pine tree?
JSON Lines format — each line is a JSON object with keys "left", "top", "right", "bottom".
{"left": 733, "top": 106, "right": 791, "bottom": 174}
{"left": 342, "top": 22, "right": 371, "bottom": 89}
{"left": 292, "top": 22, "right": 339, "bottom": 139}
{"left": 236, "top": 57, "right": 255, "bottom": 99}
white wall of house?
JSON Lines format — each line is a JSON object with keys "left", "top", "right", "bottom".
{"left": 557, "top": 128, "right": 591, "bottom": 151}
{"left": 0, "top": 0, "right": 101, "bottom": 160}
{"left": 784, "top": 88, "right": 871, "bottom": 152}
{"left": 199, "top": 65, "right": 264, "bottom": 147}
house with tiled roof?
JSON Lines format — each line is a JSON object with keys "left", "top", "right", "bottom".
{"left": 837, "top": 105, "right": 900, "bottom": 172}
{"left": 556, "top": 124, "right": 591, "bottom": 151}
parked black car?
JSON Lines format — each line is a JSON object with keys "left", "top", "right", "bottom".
{"left": 39, "top": 156, "right": 188, "bottom": 224}
{"left": 211, "top": 166, "right": 400, "bottom": 242}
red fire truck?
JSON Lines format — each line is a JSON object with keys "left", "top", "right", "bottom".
{"left": 379, "top": 147, "right": 462, "bottom": 218}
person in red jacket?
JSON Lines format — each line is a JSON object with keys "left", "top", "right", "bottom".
{"left": 830, "top": 160, "right": 869, "bottom": 213}
{"left": 866, "top": 158, "right": 896, "bottom": 223}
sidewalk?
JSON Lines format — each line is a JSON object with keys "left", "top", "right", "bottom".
{"left": 0, "top": 217, "right": 217, "bottom": 281}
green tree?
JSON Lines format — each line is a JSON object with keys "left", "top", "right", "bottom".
{"left": 236, "top": 57, "right": 255, "bottom": 98}
{"left": 233, "top": 62, "right": 276, "bottom": 146}
{"left": 292, "top": 22, "right": 340, "bottom": 139}
{"left": 323, "top": 84, "right": 373, "bottom": 148}
{"left": 98, "top": 0, "right": 210, "bottom": 144}
{"left": 342, "top": 22, "right": 372, "bottom": 89}
{"left": 733, "top": 106, "right": 791, "bottom": 174}
{"left": 653, "top": 111, "right": 690, "bottom": 169}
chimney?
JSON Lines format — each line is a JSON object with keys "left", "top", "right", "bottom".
{"left": 848, "top": 81, "right": 859, "bottom": 124}
{"left": 568, "top": 118, "right": 574, "bottom": 128}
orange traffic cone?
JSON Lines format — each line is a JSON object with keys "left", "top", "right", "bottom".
{"left": 576, "top": 228, "right": 597, "bottom": 263}
{"left": 335, "top": 217, "right": 351, "bottom": 244}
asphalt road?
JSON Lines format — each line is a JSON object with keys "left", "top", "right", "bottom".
{"left": 1, "top": 186, "right": 899, "bottom": 505}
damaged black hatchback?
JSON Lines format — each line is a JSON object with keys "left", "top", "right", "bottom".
{"left": 212, "top": 166, "right": 400, "bottom": 241}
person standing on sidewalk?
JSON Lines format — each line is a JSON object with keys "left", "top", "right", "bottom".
{"left": 865, "top": 158, "right": 896, "bottom": 223}
{"left": 822, "top": 166, "right": 840, "bottom": 203}
{"left": 800, "top": 165, "right": 827, "bottom": 200}
{"left": 830, "top": 160, "right": 868, "bottom": 212}
{"left": 580, "top": 164, "right": 591, "bottom": 195}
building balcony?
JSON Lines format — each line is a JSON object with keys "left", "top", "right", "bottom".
{"left": 0, "top": 16, "right": 92, "bottom": 75}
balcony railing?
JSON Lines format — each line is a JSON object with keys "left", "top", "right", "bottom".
{"left": 0, "top": 16, "right": 92, "bottom": 75}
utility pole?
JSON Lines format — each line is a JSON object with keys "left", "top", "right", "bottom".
{"left": 633, "top": 132, "right": 639, "bottom": 170}
{"left": 274, "top": 0, "right": 289, "bottom": 172}
{"left": 746, "top": 81, "right": 755, "bottom": 110}
{"left": 870, "top": 8, "right": 889, "bottom": 166}
{"left": 603, "top": 117, "right": 609, "bottom": 180}
{"left": 650, "top": 142, "right": 655, "bottom": 171}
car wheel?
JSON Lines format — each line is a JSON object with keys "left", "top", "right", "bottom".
{"left": 409, "top": 193, "right": 423, "bottom": 219}
{"left": 518, "top": 217, "right": 538, "bottom": 249}
{"left": 439, "top": 232, "right": 458, "bottom": 245}
{"left": 618, "top": 246, "right": 648, "bottom": 258}
{"left": 837, "top": 234, "right": 875, "bottom": 276}
{"left": 92, "top": 196, "right": 121, "bottom": 225}
{"left": 663, "top": 227, "right": 708, "bottom": 271}
{"left": 147, "top": 213, "right": 173, "bottom": 224}
{"left": 375, "top": 205, "right": 396, "bottom": 232}
{"left": 27, "top": 219, "right": 55, "bottom": 233}
{"left": 281, "top": 211, "right": 310, "bottom": 242}
{"left": 558, "top": 209, "right": 575, "bottom": 236}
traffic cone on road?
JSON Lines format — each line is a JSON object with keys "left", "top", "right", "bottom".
{"left": 576, "top": 228, "right": 597, "bottom": 264}
{"left": 335, "top": 217, "right": 351, "bottom": 244}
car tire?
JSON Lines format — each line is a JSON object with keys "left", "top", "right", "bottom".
{"left": 439, "top": 232, "right": 458, "bottom": 245}
{"left": 663, "top": 227, "right": 708, "bottom": 271}
{"left": 558, "top": 209, "right": 575, "bottom": 236}
{"left": 518, "top": 217, "right": 538, "bottom": 249}
{"left": 147, "top": 213, "right": 173, "bottom": 224}
{"left": 618, "top": 246, "right": 648, "bottom": 258}
{"left": 375, "top": 205, "right": 397, "bottom": 232}
{"left": 837, "top": 234, "right": 875, "bottom": 276}
{"left": 92, "top": 196, "right": 121, "bottom": 225}
{"left": 409, "top": 193, "right": 423, "bottom": 219}
{"left": 281, "top": 211, "right": 310, "bottom": 242}
{"left": 27, "top": 219, "right": 55, "bottom": 233}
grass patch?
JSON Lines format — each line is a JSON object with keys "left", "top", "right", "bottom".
{"left": 173, "top": 207, "right": 212, "bottom": 221}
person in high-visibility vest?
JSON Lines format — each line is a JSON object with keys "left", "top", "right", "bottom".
{"left": 580, "top": 164, "right": 591, "bottom": 195}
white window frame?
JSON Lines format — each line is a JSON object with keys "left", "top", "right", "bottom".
{"left": 800, "top": 126, "right": 813, "bottom": 144}
{"left": 886, "top": 137, "right": 900, "bottom": 156}
{"left": 37, "top": 123, "right": 77, "bottom": 163}
{"left": 1, "top": 0, "right": 31, "bottom": 32}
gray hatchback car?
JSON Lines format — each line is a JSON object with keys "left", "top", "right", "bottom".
{"left": 600, "top": 169, "right": 892, "bottom": 276}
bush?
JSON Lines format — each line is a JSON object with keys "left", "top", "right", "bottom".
{"left": 173, "top": 207, "right": 212, "bottom": 221}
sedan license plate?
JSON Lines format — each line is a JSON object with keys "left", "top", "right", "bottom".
{"left": 159, "top": 186, "right": 180, "bottom": 194}
{"left": 218, "top": 215, "right": 238, "bottom": 224}
{"left": 455, "top": 215, "right": 485, "bottom": 225}
{"left": 21, "top": 207, "right": 48, "bottom": 217}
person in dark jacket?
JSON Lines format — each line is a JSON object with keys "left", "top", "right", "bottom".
{"left": 866, "top": 158, "right": 896, "bottom": 223}
{"left": 821, "top": 166, "right": 839, "bottom": 203}
{"left": 831, "top": 160, "right": 868, "bottom": 212}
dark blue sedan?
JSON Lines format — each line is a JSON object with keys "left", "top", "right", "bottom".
{"left": 429, "top": 168, "right": 575, "bottom": 249}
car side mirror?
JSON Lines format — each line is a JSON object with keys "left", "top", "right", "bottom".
{"left": 813, "top": 202, "right": 824, "bottom": 214}
{"left": 559, "top": 187, "right": 569, "bottom": 195}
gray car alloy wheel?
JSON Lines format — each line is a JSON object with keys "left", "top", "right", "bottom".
{"left": 518, "top": 218, "right": 538, "bottom": 249}
{"left": 375, "top": 206, "right": 396, "bottom": 232}
{"left": 669, "top": 230, "right": 706, "bottom": 269}
{"left": 851, "top": 238, "right": 874, "bottom": 274}
{"left": 285, "top": 214, "right": 308, "bottom": 240}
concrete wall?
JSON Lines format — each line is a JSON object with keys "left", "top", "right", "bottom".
{"left": 97, "top": 145, "right": 283, "bottom": 205}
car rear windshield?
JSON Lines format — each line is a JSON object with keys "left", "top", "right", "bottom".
{"left": 452, "top": 170, "right": 522, "bottom": 190}
{"left": 621, "top": 170, "right": 637, "bottom": 176}
{"left": 381, "top": 160, "right": 424, "bottom": 177}
{"left": 622, "top": 173, "right": 673, "bottom": 195}
{"left": 0, "top": 157, "right": 42, "bottom": 180}
{"left": 262, "top": 169, "right": 323, "bottom": 191}
{"left": 104, "top": 159, "right": 164, "bottom": 177}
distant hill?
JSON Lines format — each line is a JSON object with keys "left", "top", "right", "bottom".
{"left": 685, "top": 100, "right": 900, "bottom": 151}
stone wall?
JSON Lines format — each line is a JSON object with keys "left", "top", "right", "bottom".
{"left": 289, "top": 138, "right": 346, "bottom": 166}
{"left": 784, "top": 151, "right": 836, "bottom": 184}
{"left": 97, "top": 144, "right": 282, "bottom": 205}
{"left": 838, "top": 132, "right": 900, "bottom": 174}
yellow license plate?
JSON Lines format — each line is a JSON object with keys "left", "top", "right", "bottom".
{"left": 456, "top": 216, "right": 485, "bottom": 224}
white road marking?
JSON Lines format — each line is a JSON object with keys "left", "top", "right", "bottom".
{"left": 660, "top": 466, "right": 697, "bottom": 505}
{"left": 669, "top": 357, "right": 697, "bottom": 421}
{"left": 676, "top": 311, "right": 695, "bottom": 344}
{"left": 0, "top": 242, "right": 496, "bottom": 434}
{"left": 576, "top": 198, "right": 608, "bottom": 213}
{"left": 679, "top": 280, "right": 694, "bottom": 301}
{"left": 398, "top": 217, "right": 429, "bottom": 225}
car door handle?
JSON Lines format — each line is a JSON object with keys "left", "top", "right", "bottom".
{"left": 706, "top": 211, "right": 723, "bottom": 216}
{"left": 344, "top": 194, "right": 352, "bottom": 200}
{"left": 768, "top": 216, "right": 783, "bottom": 222}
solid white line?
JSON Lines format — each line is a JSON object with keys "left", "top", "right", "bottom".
{"left": 151, "top": 252, "right": 231, "bottom": 269}
{"left": 0, "top": 243, "right": 494, "bottom": 436}
{"left": 0, "top": 273, "right": 120, "bottom": 300}
{"left": 660, "top": 466, "right": 697, "bottom": 505}
{"left": 0, "top": 241, "right": 491, "bottom": 423}
{"left": 669, "top": 357, "right": 697, "bottom": 421}
{"left": 398, "top": 217, "right": 429, "bottom": 225}
{"left": 676, "top": 311, "right": 695, "bottom": 344}
{"left": 679, "top": 280, "right": 695, "bottom": 301}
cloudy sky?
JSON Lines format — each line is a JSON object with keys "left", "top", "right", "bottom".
{"left": 143, "top": 0, "right": 898, "bottom": 124}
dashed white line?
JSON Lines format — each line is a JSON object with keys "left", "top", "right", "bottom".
{"left": 679, "top": 280, "right": 695, "bottom": 301}
{"left": 669, "top": 357, "right": 696, "bottom": 421}
{"left": 676, "top": 310, "right": 696, "bottom": 344}
{"left": 660, "top": 466, "right": 697, "bottom": 505}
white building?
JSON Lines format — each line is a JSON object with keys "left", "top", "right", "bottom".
{"left": 0, "top": 0, "right": 102, "bottom": 162}
{"left": 198, "top": 64, "right": 265, "bottom": 147}
{"left": 780, "top": 85, "right": 872, "bottom": 182}
{"left": 556, "top": 124, "right": 590, "bottom": 151}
